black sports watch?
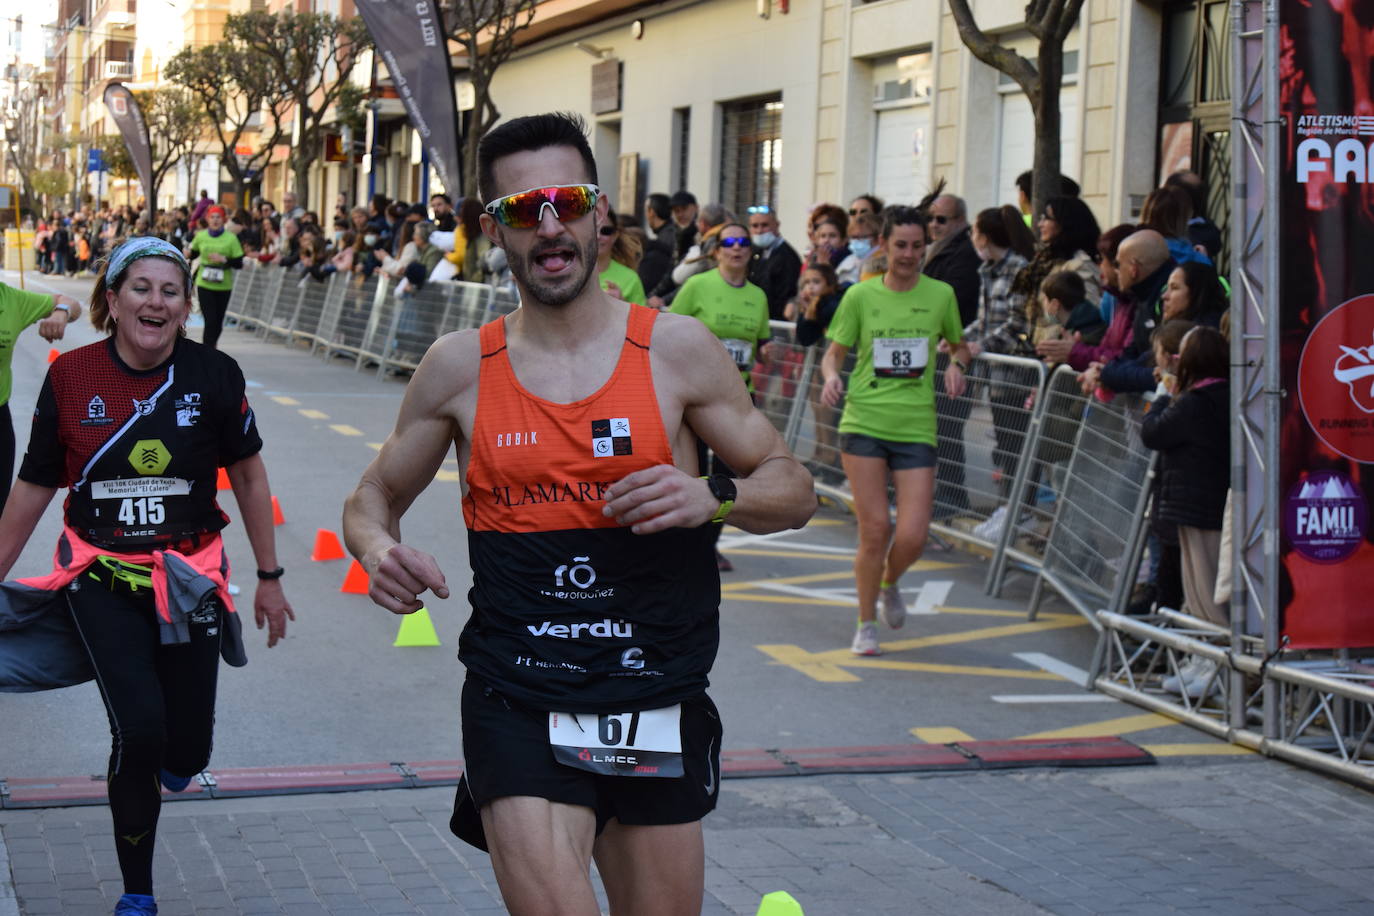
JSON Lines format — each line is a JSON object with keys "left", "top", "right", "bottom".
{"left": 256, "top": 567, "right": 285, "bottom": 581}
{"left": 705, "top": 475, "right": 737, "bottom": 524}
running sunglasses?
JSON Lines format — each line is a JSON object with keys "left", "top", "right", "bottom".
{"left": 719, "top": 236, "right": 751, "bottom": 248}
{"left": 483, "top": 184, "right": 601, "bottom": 228}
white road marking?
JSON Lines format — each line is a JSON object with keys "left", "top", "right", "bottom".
{"left": 755, "top": 581, "right": 857, "bottom": 604}
{"left": 910, "top": 580, "right": 953, "bottom": 615}
{"left": 991, "top": 694, "right": 1115, "bottom": 704}
{"left": 1012, "top": 652, "right": 1091, "bottom": 687}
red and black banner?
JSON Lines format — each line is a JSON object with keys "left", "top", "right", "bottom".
{"left": 102, "top": 82, "right": 153, "bottom": 218}
{"left": 354, "top": 0, "right": 463, "bottom": 195}
{"left": 1279, "top": 1, "right": 1374, "bottom": 647}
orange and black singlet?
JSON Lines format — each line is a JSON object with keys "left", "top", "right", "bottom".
{"left": 459, "top": 305, "right": 719, "bottom": 712}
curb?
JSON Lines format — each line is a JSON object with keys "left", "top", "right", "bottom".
{"left": 0, "top": 737, "right": 1151, "bottom": 810}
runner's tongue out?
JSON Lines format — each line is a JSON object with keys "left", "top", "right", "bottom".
{"left": 535, "top": 248, "right": 574, "bottom": 272}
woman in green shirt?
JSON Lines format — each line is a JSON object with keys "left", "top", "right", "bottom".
{"left": 184, "top": 205, "right": 245, "bottom": 350}
{"left": 821, "top": 207, "right": 971, "bottom": 656}
{"left": 596, "top": 209, "right": 647, "bottom": 306}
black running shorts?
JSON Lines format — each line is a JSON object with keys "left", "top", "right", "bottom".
{"left": 450, "top": 675, "right": 722, "bottom": 851}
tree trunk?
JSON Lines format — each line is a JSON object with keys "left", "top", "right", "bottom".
{"left": 1030, "top": 39, "right": 1065, "bottom": 223}
{"left": 293, "top": 106, "right": 312, "bottom": 209}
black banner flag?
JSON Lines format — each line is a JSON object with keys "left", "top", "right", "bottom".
{"left": 102, "top": 82, "right": 154, "bottom": 222}
{"left": 355, "top": 0, "right": 463, "bottom": 195}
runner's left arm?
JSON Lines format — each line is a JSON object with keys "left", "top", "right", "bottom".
{"left": 603, "top": 316, "right": 815, "bottom": 536}
{"left": 226, "top": 453, "right": 294, "bottom": 647}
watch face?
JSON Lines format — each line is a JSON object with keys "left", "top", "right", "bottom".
{"left": 709, "top": 475, "right": 737, "bottom": 503}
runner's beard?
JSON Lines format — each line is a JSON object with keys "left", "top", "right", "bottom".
{"left": 506, "top": 234, "right": 600, "bottom": 307}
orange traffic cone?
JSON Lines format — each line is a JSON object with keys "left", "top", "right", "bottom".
{"left": 271, "top": 495, "right": 285, "bottom": 526}
{"left": 47, "top": 348, "right": 60, "bottom": 363}
{"left": 216, "top": 467, "right": 231, "bottom": 490}
{"left": 311, "top": 529, "right": 346, "bottom": 562}
{"left": 341, "top": 560, "right": 370, "bottom": 594}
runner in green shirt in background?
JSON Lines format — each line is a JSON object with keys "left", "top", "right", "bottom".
{"left": 669, "top": 223, "right": 771, "bottom": 391}
{"left": 822, "top": 207, "right": 969, "bottom": 656}
{"left": 596, "top": 209, "right": 647, "bottom": 306}
{"left": 670, "top": 220, "right": 772, "bottom": 571}
{"left": 185, "top": 205, "right": 245, "bottom": 350}
{"left": 0, "top": 281, "right": 82, "bottom": 514}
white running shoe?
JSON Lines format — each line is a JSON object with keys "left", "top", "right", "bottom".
{"left": 851, "top": 622, "right": 881, "bottom": 656}
{"left": 879, "top": 584, "right": 907, "bottom": 629}
{"left": 973, "top": 505, "right": 1009, "bottom": 541}
{"left": 1179, "top": 658, "right": 1220, "bottom": 699}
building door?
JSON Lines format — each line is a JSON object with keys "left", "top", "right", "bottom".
{"left": 872, "top": 105, "right": 932, "bottom": 206}
{"left": 1158, "top": 0, "right": 1232, "bottom": 270}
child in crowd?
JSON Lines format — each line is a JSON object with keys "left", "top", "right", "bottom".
{"left": 1136, "top": 319, "right": 1196, "bottom": 619}
{"left": 1039, "top": 270, "right": 1106, "bottom": 359}
{"left": 1140, "top": 325, "right": 1231, "bottom": 698}
{"left": 790, "top": 263, "right": 844, "bottom": 481}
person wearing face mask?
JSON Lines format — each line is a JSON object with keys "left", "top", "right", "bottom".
{"left": 745, "top": 204, "right": 802, "bottom": 320}
{"left": 837, "top": 213, "right": 879, "bottom": 286}
{"left": 183, "top": 206, "right": 245, "bottom": 350}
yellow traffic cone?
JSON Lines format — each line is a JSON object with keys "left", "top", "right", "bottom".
{"left": 393, "top": 607, "right": 442, "bottom": 647}
{"left": 755, "top": 891, "right": 804, "bottom": 915}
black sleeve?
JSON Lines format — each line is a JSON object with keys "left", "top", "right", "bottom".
{"left": 764, "top": 248, "right": 802, "bottom": 320}
{"left": 946, "top": 250, "right": 983, "bottom": 328}
{"left": 17, "top": 372, "right": 64, "bottom": 488}
{"left": 225, "top": 256, "right": 245, "bottom": 270}
{"left": 216, "top": 355, "right": 264, "bottom": 466}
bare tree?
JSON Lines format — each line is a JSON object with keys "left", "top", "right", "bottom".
{"left": 947, "top": 0, "right": 1086, "bottom": 219}
{"left": 2, "top": 81, "right": 45, "bottom": 213}
{"left": 228, "top": 10, "right": 371, "bottom": 209}
{"left": 138, "top": 88, "right": 210, "bottom": 213}
{"left": 445, "top": 0, "right": 538, "bottom": 193}
{"left": 168, "top": 40, "right": 295, "bottom": 209}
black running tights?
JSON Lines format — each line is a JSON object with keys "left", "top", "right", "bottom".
{"left": 66, "top": 579, "right": 222, "bottom": 896}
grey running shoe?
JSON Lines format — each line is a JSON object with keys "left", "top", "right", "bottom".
{"left": 879, "top": 584, "right": 907, "bottom": 629}
{"left": 851, "top": 621, "right": 881, "bottom": 656}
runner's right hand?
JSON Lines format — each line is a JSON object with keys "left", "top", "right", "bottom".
{"left": 821, "top": 375, "right": 844, "bottom": 407}
{"left": 365, "top": 543, "right": 450, "bottom": 615}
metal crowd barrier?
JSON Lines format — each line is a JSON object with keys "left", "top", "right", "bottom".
{"left": 219, "top": 265, "right": 1374, "bottom": 781}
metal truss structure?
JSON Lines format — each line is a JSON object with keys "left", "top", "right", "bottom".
{"left": 1094, "top": 0, "right": 1374, "bottom": 789}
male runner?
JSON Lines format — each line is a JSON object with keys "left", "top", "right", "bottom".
{"left": 342, "top": 112, "right": 815, "bottom": 915}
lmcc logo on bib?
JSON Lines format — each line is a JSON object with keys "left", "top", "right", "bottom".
{"left": 1298, "top": 294, "right": 1374, "bottom": 463}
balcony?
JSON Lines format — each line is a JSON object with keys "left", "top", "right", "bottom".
{"left": 104, "top": 60, "right": 134, "bottom": 80}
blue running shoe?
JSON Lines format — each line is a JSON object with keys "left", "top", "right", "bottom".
{"left": 158, "top": 769, "right": 193, "bottom": 793}
{"left": 114, "top": 893, "right": 157, "bottom": 914}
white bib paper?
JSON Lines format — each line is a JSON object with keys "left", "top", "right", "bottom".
{"left": 722, "top": 338, "right": 754, "bottom": 370}
{"left": 873, "top": 336, "right": 929, "bottom": 378}
{"left": 548, "top": 705, "right": 683, "bottom": 778}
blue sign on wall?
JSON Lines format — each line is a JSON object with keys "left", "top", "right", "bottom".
{"left": 87, "top": 149, "right": 106, "bottom": 173}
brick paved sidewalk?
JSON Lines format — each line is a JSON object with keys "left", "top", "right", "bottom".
{"left": 3, "top": 757, "right": 1374, "bottom": 915}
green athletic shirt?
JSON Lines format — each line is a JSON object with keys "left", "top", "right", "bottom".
{"left": 826, "top": 274, "right": 962, "bottom": 444}
{"left": 670, "top": 268, "right": 771, "bottom": 390}
{"left": 0, "top": 283, "right": 56, "bottom": 406}
{"left": 599, "top": 259, "right": 646, "bottom": 306}
{"left": 189, "top": 229, "right": 244, "bottom": 292}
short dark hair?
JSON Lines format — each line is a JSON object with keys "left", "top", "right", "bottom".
{"left": 477, "top": 112, "right": 598, "bottom": 203}
{"left": 880, "top": 205, "right": 927, "bottom": 241}
{"left": 430, "top": 192, "right": 452, "bottom": 205}
{"left": 1041, "top": 269, "right": 1086, "bottom": 308}
{"left": 1017, "top": 171, "right": 1081, "bottom": 199}
{"left": 669, "top": 190, "right": 698, "bottom": 209}
{"left": 646, "top": 193, "right": 672, "bottom": 222}
{"left": 1164, "top": 170, "right": 1206, "bottom": 217}
{"left": 852, "top": 193, "right": 884, "bottom": 213}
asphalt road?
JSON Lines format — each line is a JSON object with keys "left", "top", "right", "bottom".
{"left": 0, "top": 269, "right": 1228, "bottom": 782}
